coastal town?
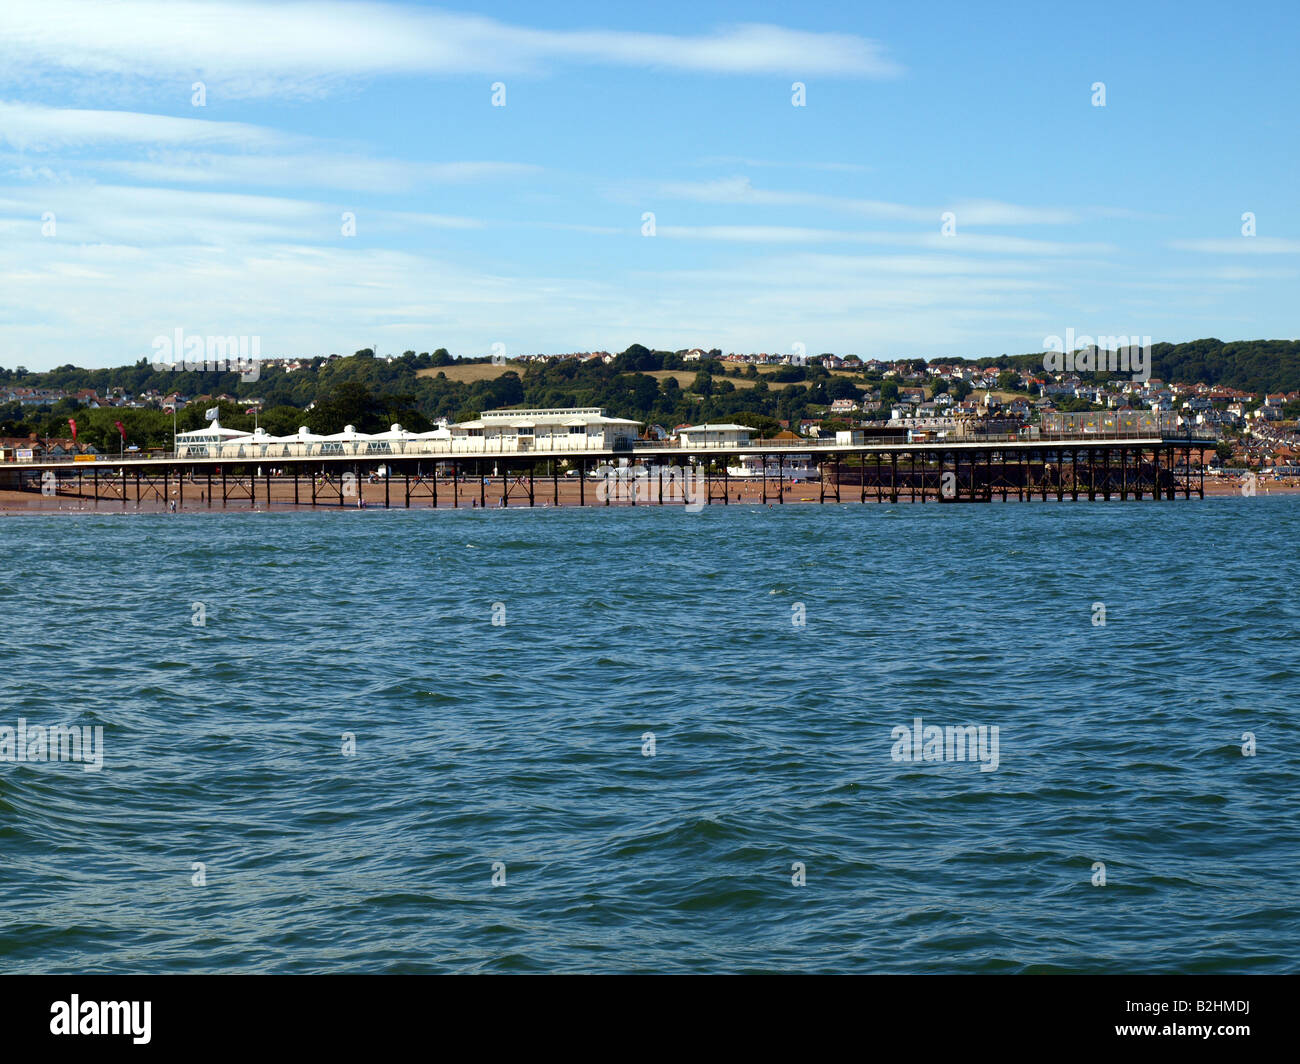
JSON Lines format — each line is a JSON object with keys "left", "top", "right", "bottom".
{"left": 3, "top": 347, "right": 1298, "bottom": 475}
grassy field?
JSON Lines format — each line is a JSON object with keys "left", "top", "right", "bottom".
{"left": 411, "top": 360, "right": 1031, "bottom": 405}
{"left": 415, "top": 361, "right": 867, "bottom": 391}
{"left": 644, "top": 369, "right": 782, "bottom": 391}
{"left": 416, "top": 362, "right": 518, "bottom": 384}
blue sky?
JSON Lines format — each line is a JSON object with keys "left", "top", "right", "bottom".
{"left": 1, "top": 0, "right": 1297, "bottom": 370}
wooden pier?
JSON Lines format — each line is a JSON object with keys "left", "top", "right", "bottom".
{"left": 1, "top": 433, "right": 1210, "bottom": 508}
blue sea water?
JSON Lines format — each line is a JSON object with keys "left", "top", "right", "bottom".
{"left": 1, "top": 495, "right": 1297, "bottom": 973}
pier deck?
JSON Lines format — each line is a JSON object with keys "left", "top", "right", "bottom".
{"left": 1, "top": 431, "right": 1212, "bottom": 507}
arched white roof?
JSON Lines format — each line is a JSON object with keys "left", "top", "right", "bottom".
{"left": 322, "top": 424, "right": 365, "bottom": 441}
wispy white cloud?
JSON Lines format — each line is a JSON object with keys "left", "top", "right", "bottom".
{"left": 0, "top": 100, "right": 284, "bottom": 151}
{"left": 0, "top": 102, "right": 540, "bottom": 193}
{"left": 0, "top": 2, "right": 903, "bottom": 98}
{"left": 644, "top": 177, "right": 1084, "bottom": 226}
{"left": 1157, "top": 264, "right": 1300, "bottom": 281}
{"left": 657, "top": 223, "right": 1114, "bottom": 256}
{"left": 652, "top": 177, "right": 924, "bottom": 221}
{"left": 0, "top": 182, "right": 483, "bottom": 247}
{"left": 98, "top": 153, "right": 540, "bottom": 191}
{"left": 693, "top": 156, "right": 875, "bottom": 173}
{"left": 1170, "top": 237, "right": 1300, "bottom": 254}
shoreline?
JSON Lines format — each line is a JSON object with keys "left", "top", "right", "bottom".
{"left": 3, "top": 478, "right": 1297, "bottom": 514}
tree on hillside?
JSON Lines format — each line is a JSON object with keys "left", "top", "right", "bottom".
{"left": 826, "top": 377, "right": 861, "bottom": 401}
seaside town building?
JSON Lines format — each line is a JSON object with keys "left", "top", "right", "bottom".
{"left": 173, "top": 407, "right": 649, "bottom": 459}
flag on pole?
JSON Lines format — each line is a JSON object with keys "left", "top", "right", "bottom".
{"left": 205, "top": 407, "right": 219, "bottom": 420}
{"left": 245, "top": 407, "right": 257, "bottom": 415}
{"left": 68, "top": 418, "right": 77, "bottom": 441}
{"left": 163, "top": 403, "right": 175, "bottom": 414}
{"left": 114, "top": 420, "right": 127, "bottom": 440}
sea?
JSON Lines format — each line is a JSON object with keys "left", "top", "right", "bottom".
{"left": 1, "top": 494, "right": 1296, "bottom": 973}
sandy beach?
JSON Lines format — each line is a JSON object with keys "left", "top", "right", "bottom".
{"left": 2, "top": 474, "right": 1296, "bottom": 513}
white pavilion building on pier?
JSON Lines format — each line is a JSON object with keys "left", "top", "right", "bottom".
{"left": 174, "top": 407, "right": 645, "bottom": 459}
{"left": 450, "top": 407, "right": 642, "bottom": 451}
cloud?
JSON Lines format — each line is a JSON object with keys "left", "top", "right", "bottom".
{"left": 646, "top": 177, "right": 1082, "bottom": 226}
{"left": 0, "top": 181, "right": 484, "bottom": 246}
{"left": 0, "top": 100, "right": 283, "bottom": 151}
{"left": 656, "top": 223, "right": 1114, "bottom": 255}
{"left": 653, "top": 177, "right": 925, "bottom": 220}
{"left": 1170, "top": 237, "right": 1300, "bottom": 255}
{"left": 98, "top": 153, "right": 539, "bottom": 192}
{"left": 694, "top": 156, "right": 875, "bottom": 173}
{"left": 0, "top": 2, "right": 903, "bottom": 97}
{"left": 0, "top": 103, "right": 540, "bottom": 192}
